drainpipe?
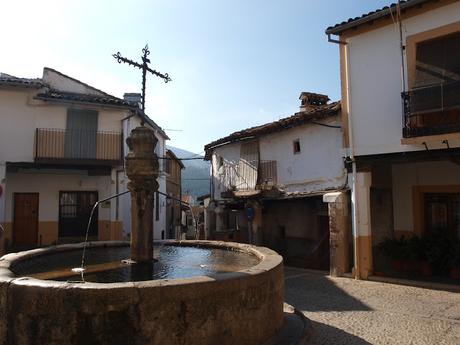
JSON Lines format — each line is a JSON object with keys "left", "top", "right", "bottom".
{"left": 328, "top": 34, "right": 361, "bottom": 279}
{"left": 344, "top": 41, "right": 361, "bottom": 280}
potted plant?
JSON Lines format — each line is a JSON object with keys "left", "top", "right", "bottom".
{"left": 425, "top": 234, "right": 451, "bottom": 277}
{"left": 376, "top": 237, "right": 407, "bottom": 273}
{"left": 449, "top": 242, "right": 460, "bottom": 280}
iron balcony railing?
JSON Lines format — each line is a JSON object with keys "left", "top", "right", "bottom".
{"left": 35, "top": 128, "right": 122, "bottom": 163}
{"left": 218, "top": 160, "right": 277, "bottom": 192}
{"left": 402, "top": 81, "right": 460, "bottom": 138}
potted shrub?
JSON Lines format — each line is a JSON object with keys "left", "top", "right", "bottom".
{"left": 449, "top": 242, "right": 460, "bottom": 280}
{"left": 404, "top": 236, "right": 422, "bottom": 273}
{"left": 425, "top": 234, "right": 451, "bottom": 277}
{"left": 376, "top": 237, "right": 407, "bottom": 273}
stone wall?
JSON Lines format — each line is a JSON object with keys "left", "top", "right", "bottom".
{"left": 0, "top": 241, "right": 284, "bottom": 345}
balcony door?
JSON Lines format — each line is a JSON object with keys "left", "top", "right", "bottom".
{"left": 65, "top": 109, "right": 98, "bottom": 159}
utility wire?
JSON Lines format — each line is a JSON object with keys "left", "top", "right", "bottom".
{"left": 310, "top": 121, "right": 341, "bottom": 129}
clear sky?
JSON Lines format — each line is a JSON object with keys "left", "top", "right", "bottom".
{"left": 1, "top": 0, "right": 391, "bottom": 153}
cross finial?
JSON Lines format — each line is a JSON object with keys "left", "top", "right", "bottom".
{"left": 113, "top": 45, "right": 171, "bottom": 118}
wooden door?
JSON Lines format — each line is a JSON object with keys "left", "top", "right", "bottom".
{"left": 13, "top": 193, "right": 39, "bottom": 245}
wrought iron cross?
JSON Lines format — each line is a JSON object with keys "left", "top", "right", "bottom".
{"left": 113, "top": 44, "right": 171, "bottom": 113}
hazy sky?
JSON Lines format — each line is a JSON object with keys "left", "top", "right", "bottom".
{"left": 1, "top": 0, "right": 391, "bottom": 153}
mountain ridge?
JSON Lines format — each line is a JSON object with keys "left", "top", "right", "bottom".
{"left": 167, "top": 145, "right": 210, "bottom": 202}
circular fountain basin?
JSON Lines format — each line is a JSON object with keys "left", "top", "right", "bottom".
{"left": 0, "top": 240, "right": 284, "bottom": 345}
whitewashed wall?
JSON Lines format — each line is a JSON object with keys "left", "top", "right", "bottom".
{"left": 43, "top": 68, "right": 105, "bottom": 96}
{"left": 259, "top": 115, "right": 345, "bottom": 193}
{"left": 345, "top": 1, "right": 460, "bottom": 156}
{"left": 211, "top": 114, "right": 346, "bottom": 199}
{"left": 5, "top": 171, "right": 112, "bottom": 223}
{"left": 0, "top": 89, "right": 128, "bottom": 164}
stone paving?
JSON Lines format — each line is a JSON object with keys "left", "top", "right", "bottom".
{"left": 284, "top": 267, "right": 460, "bottom": 345}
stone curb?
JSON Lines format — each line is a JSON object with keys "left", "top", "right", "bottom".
{"left": 264, "top": 303, "right": 313, "bottom": 345}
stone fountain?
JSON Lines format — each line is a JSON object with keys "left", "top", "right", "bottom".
{"left": 125, "top": 125, "right": 158, "bottom": 262}
{"left": 0, "top": 126, "right": 303, "bottom": 345}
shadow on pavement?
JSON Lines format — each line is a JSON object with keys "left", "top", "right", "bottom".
{"left": 309, "top": 320, "right": 372, "bottom": 345}
{"left": 284, "top": 269, "right": 371, "bottom": 312}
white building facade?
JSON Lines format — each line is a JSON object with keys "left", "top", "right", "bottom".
{"left": 0, "top": 68, "right": 168, "bottom": 254}
{"left": 205, "top": 93, "right": 347, "bottom": 270}
{"left": 327, "top": 0, "right": 460, "bottom": 279}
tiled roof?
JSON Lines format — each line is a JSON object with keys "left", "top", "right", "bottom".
{"left": 2, "top": 68, "right": 170, "bottom": 139}
{"left": 325, "top": 0, "right": 432, "bottom": 35}
{"left": 34, "top": 90, "right": 136, "bottom": 107}
{"left": 0, "top": 74, "right": 45, "bottom": 89}
{"left": 204, "top": 101, "right": 341, "bottom": 155}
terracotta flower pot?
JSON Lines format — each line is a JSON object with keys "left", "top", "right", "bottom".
{"left": 391, "top": 260, "right": 404, "bottom": 272}
{"left": 419, "top": 261, "right": 433, "bottom": 277}
{"left": 450, "top": 267, "right": 460, "bottom": 280}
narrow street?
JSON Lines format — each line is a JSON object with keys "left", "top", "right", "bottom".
{"left": 284, "top": 267, "right": 460, "bottom": 345}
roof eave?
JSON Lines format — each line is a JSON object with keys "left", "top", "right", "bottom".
{"left": 204, "top": 103, "right": 341, "bottom": 156}
{"left": 325, "top": 0, "right": 432, "bottom": 36}
{"left": 33, "top": 94, "right": 136, "bottom": 110}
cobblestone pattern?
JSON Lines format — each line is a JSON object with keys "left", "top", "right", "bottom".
{"left": 284, "top": 267, "right": 460, "bottom": 345}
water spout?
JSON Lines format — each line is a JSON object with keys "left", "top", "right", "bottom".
{"left": 75, "top": 190, "right": 130, "bottom": 281}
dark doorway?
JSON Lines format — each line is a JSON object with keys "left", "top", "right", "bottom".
{"left": 317, "top": 215, "right": 331, "bottom": 270}
{"left": 13, "top": 193, "right": 39, "bottom": 246}
{"left": 59, "top": 191, "right": 98, "bottom": 238}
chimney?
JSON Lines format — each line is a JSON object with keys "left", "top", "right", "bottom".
{"left": 123, "top": 93, "right": 142, "bottom": 108}
{"left": 299, "top": 92, "right": 329, "bottom": 112}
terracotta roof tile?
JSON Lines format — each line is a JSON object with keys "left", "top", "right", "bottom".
{"left": 204, "top": 101, "right": 341, "bottom": 155}
{"left": 0, "top": 74, "right": 45, "bottom": 89}
{"left": 34, "top": 90, "right": 135, "bottom": 107}
{"left": 325, "top": 0, "right": 433, "bottom": 35}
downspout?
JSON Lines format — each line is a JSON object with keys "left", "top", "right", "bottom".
{"left": 344, "top": 41, "right": 361, "bottom": 280}
{"left": 328, "top": 34, "right": 361, "bottom": 279}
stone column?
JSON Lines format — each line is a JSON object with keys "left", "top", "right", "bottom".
{"left": 323, "top": 191, "right": 350, "bottom": 277}
{"left": 125, "top": 126, "right": 159, "bottom": 262}
{"left": 354, "top": 171, "right": 373, "bottom": 279}
{"left": 214, "top": 204, "right": 224, "bottom": 232}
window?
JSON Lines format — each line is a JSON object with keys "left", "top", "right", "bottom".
{"left": 425, "top": 193, "right": 460, "bottom": 240}
{"left": 414, "top": 31, "right": 460, "bottom": 88}
{"left": 59, "top": 191, "right": 98, "bottom": 237}
{"left": 165, "top": 159, "right": 172, "bottom": 174}
{"left": 404, "top": 25, "right": 460, "bottom": 138}
{"left": 293, "top": 139, "right": 301, "bottom": 154}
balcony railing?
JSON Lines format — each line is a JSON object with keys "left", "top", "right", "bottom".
{"left": 218, "top": 160, "right": 277, "bottom": 194}
{"left": 402, "top": 81, "right": 460, "bottom": 138}
{"left": 35, "top": 128, "right": 122, "bottom": 164}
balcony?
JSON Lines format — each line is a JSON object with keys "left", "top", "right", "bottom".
{"left": 35, "top": 128, "right": 122, "bottom": 165}
{"left": 219, "top": 160, "right": 277, "bottom": 198}
{"left": 402, "top": 81, "right": 460, "bottom": 138}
